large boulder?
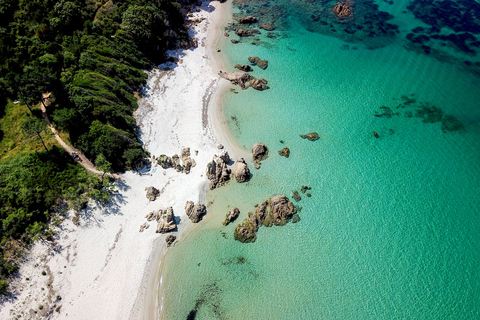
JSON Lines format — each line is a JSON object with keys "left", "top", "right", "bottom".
{"left": 145, "top": 186, "right": 160, "bottom": 201}
{"left": 185, "top": 201, "right": 207, "bottom": 223}
{"left": 219, "top": 71, "right": 254, "bottom": 89}
{"left": 252, "top": 143, "right": 268, "bottom": 161}
{"left": 206, "top": 153, "right": 231, "bottom": 189}
{"left": 223, "top": 208, "right": 240, "bottom": 226}
{"left": 250, "top": 78, "right": 269, "bottom": 91}
{"left": 248, "top": 57, "right": 268, "bottom": 70}
{"left": 157, "top": 155, "right": 172, "bottom": 169}
{"left": 234, "top": 158, "right": 250, "bottom": 183}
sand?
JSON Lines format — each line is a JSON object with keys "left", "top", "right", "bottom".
{"left": 0, "top": 1, "right": 240, "bottom": 319}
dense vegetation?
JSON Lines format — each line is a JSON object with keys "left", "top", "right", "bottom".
{"left": 0, "top": 0, "right": 191, "bottom": 293}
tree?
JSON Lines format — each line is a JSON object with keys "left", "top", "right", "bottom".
{"left": 95, "top": 154, "right": 112, "bottom": 181}
{"left": 21, "top": 118, "right": 49, "bottom": 152}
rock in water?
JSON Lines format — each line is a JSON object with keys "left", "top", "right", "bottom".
{"left": 234, "top": 64, "right": 253, "bottom": 72}
{"left": 278, "top": 147, "right": 290, "bottom": 158}
{"left": 269, "top": 195, "right": 296, "bottom": 226}
{"left": 157, "top": 155, "right": 172, "bottom": 169}
{"left": 252, "top": 143, "right": 268, "bottom": 161}
{"left": 223, "top": 208, "right": 240, "bottom": 226}
{"left": 300, "top": 132, "right": 320, "bottom": 141}
{"left": 145, "top": 186, "right": 160, "bottom": 201}
{"left": 238, "top": 16, "right": 257, "bottom": 24}
{"left": 234, "top": 212, "right": 258, "bottom": 243}
{"left": 293, "top": 190, "right": 301, "bottom": 202}
{"left": 333, "top": 1, "right": 354, "bottom": 19}
{"left": 248, "top": 56, "right": 268, "bottom": 70}
{"left": 219, "top": 71, "right": 254, "bottom": 88}
{"left": 259, "top": 23, "right": 275, "bottom": 31}
{"left": 234, "top": 158, "right": 250, "bottom": 183}
{"left": 185, "top": 201, "right": 207, "bottom": 223}
{"left": 250, "top": 78, "right": 269, "bottom": 91}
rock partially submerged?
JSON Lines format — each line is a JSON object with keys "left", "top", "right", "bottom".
{"left": 234, "top": 64, "right": 253, "bottom": 72}
{"left": 223, "top": 208, "right": 240, "bottom": 226}
{"left": 234, "top": 195, "right": 297, "bottom": 243}
{"left": 300, "top": 132, "right": 320, "bottom": 141}
{"left": 252, "top": 143, "right": 268, "bottom": 168}
{"left": 278, "top": 147, "right": 290, "bottom": 158}
{"left": 235, "top": 29, "right": 260, "bottom": 37}
{"left": 145, "top": 186, "right": 160, "bottom": 201}
{"left": 218, "top": 71, "right": 269, "bottom": 91}
{"left": 234, "top": 158, "right": 250, "bottom": 183}
{"left": 238, "top": 16, "right": 257, "bottom": 24}
{"left": 259, "top": 23, "right": 275, "bottom": 31}
{"left": 206, "top": 151, "right": 231, "bottom": 189}
{"left": 185, "top": 201, "right": 207, "bottom": 223}
{"left": 248, "top": 56, "right": 268, "bottom": 70}
{"left": 333, "top": 1, "right": 354, "bottom": 19}
{"left": 165, "top": 235, "right": 176, "bottom": 246}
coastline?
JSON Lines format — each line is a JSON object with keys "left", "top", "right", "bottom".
{"left": 0, "top": 1, "right": 239, "bottom": 319}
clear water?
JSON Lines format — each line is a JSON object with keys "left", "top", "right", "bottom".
{"left": 159, "top": 0, "right": 480, "bottom": 319}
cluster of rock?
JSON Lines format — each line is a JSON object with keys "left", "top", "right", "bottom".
{"left": 206, "top": 150, "right": 251, "bottom": 188}
{"left": 223, "top": 208, "right": 240, "bottom": 226}
{"left": 234, "top": 64, "right": 253, "bottom": 72}
{"left": 238, "top": 16, "right": 257, "bottom": 24}
{"left": 252, "top": 142, "right": 268, "bottom": 169}
{"left": 185, "top": 201, "right": 207, "bottom": 223}
{"left": 278, "top": 147, "right": 290, "bottom": 158}
{"left": 153, "top": 147, "right": 196, "bottom": 174}
{"left": 235, "top": 29, "right": 260, "bottom": 37}
{"left": 234, "top": 195, "right": 298, "bottom": 243}
{"left": 218, "top": 71, "right": 269, "bottom": 91}
{"left": 248, "top": 56, "right": 268, "bottom": 70}
{"left": 141, "top": 207, "right": 177, "bottom": 233}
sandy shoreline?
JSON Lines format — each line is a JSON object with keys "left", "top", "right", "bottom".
{"left": 0, "top": 1, "right": 240, "bottom": 319}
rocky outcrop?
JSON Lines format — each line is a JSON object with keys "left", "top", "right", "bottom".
{"left": 145, "top": 186, "right": 160, "bottom": 201}
{"left": 223, "top": 208, "right": 240, "bottom": 226}
{"left": 300, "top": 132, "right": 320, "bottom": 141}
{"left": 157, "top": 155, "right": 172, "bottom": 169}
{"left": 333, "top": 1, "right": 354, "bottom": 19}
{"left": 181, "top": 147, "right": 196, "bottom": 174}
{"left": 235, "top": 29, "right": 260, "bottom": 37}
{"left": 144, "top": 207, "right": 176, "bottom": 233}
{"left": 259, "top": 23, "right": 275, "bottom": 31}
{"left": 206, "top": 151, "right": 231, "bottom": 189}
{"left": 238, "top": 16, "right": 257, "bottom": 24}
{"left": 234, "top": 64, "right": 253, "bottom": 72}
{"left": 219, "top": 71, "right": 254, "bottom": 89}
{"left": 234, "top": 158, "right": 250, "bottom": 183}
{"left": 248, "top": 57, "right": 268, "bottom": 70}
{"left": 185, "top": 201, "right": 207, "bottom": 223}
{"left": 234, "top": 195, "right": 297, "bottom": 243}
{"left": 172, "top": 154, "right": 182, "bottom": 172}
{"left": 278, "top": 147, "right": 290, "bottom": 158}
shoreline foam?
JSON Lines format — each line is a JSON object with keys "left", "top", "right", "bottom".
{"left": 0, "top": 1, "right": 239, "bottom": 319}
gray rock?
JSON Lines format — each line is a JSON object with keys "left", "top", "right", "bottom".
{"left": 252, "top": 143, "right": 268, "bottom": 161}
{"left": 145, "top": 186, "right": 160, "bottom": 201}
{"left": 154, "top": 207, "right": 177, "bottom": 233}
{"left": 157, "top": 155, "right": 172, "bottom": 169}
{"left": 269, "top": 195, "right": 296, "bottom": 225}
{"left": 206, "top": 154, "right": 231, "bottom": 189}
{"left": 234, "top": 158, "right": 250, "bottom": 183}
{"left": 223, "top": 208, "right": 240, "bottom": 226}
{"left": 185, "top": 201, "right": 207, "bottom": 223}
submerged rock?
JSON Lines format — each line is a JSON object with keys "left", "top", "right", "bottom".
{"left": 185, "top": 201, "right": 207, "bottom": 223}
{"left": 293, "top": 190, "right": 301, "bottom": 202}
{"left": 250, "top": 78, "right": 269, "bottom": 91}
{"left": 234, "top": 212, "right": 258, "bottom": 243}
{"left": 300, "top": 132, "right": 320, "bottom": 141}
{"left": 223, "top": 208, "right": 240, "bottom": 226}
{"left": 248, "top": 56, "right": 268, "bottom": 70}
{"left": 145, "top": 186, "right": 160, "bottom": 201}
{"left": 235, "top": 29, "right": 260, "bottom": 37}
{"left": 259, "top": 23, "right": 275, "bottom": 31}
{"left": 441, "top": 115, "right": 464, "bottom": 132}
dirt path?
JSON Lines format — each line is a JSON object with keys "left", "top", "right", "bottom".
{"left": 41, "top": 94, "right": 118, "bottom": 178}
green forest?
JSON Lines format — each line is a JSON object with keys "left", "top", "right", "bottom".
{"left": 0, "top": 0, "right": 192, "bottom": 293}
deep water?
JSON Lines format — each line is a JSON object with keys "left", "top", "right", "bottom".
{"left": 159, "top": 0, "right": 480, "bottom": 319}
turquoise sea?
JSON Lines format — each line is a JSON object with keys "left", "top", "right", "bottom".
{"left": 159, "top": 0, "right": 480, "bottom": 319}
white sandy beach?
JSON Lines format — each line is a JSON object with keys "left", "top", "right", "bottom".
{"left": 0, "top": 1, "right": 239, "bottom": 319}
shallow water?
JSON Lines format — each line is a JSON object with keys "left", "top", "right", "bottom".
{"left": 159, "top": 1, "right": 480, "bottom": 319}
